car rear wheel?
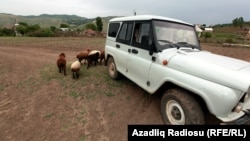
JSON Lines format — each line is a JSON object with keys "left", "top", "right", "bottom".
{"left": 107, "top": 57, "right": 121, "bottom": 80}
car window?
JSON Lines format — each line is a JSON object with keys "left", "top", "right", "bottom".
{"left": 153, "top": 20, "right": 200, "bottom": 50}
{"left": 132, "top": 22, "right": 153, "bottom": 50}
{"left": 108, "top": 23, "right": 120, "bottom": 37}
{"left": 116, "top": 22, "right": 133, "bottom": 45}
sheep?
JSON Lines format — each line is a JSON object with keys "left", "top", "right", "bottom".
{"left": 57, "top": 52, "right": 66, "bottom": 76}
{"left": 76, "top": 49, "right": 91, "bottom": 64}
{"left": 70, "top": 60, "right": 81, "bottom": 79}
{"left": 99, "top": 50, "right": 105, "bottom": 65}
{"left": 86, "top": 50, "right": 100, "bottom": 69}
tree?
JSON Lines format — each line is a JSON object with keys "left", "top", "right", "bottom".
{"left": 31, "top": 28, "right": 54, "bottom": 37}
{"left": 50, "top": 26, "right": 57, "bottom": 32}
{"left": 238, "top": 17, "right": 244, "bottom": 28}
{"left": 16, "top": 22, "right": 29, "bottom": 35}
{"left": 18, "top": 22, "right": 28, "bottom": 26}
{"left": 96, "top": 17, "right": 103, "bottom": 32}
{"left": 16, "top": 25, "right": 28, "bottom": 35}
{"left": 0, "top": 28, "right": 12, "bottom": 36}
{"left": 232, "top": 18, "right": 239, "bottom": 27}
{"left": 85, "top": 23, "right": 97, "bottom": 31}
{"left": 60, "top": 23, "right": 70, "bottom": 28}
{"left": 27, "top": 24, "right": 40, "bottom": 32}
{"left": 232, "top": 17, "right": 244, "bottom": 28}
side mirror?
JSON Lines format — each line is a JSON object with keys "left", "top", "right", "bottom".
{"left": 141, "top": 35, "right": 153, "bottom": 56}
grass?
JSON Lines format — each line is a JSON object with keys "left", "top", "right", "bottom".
{"left": 17, "top": 77, "right": 42, "bottom": 94}
{"left": 78, "top": 135, "right": 88, "bottom": 141}
{"left": 0, "top": 67, "right": 10, "bottom": 91}
{"left": 0, "top": 83, "right": 6, "bottom": 91}
{"left": 0, "top": 36, "right": 147, "bottom": 105}
{"left": 0, "top": 36, "right": 156, "bottom": 140}
{"left": 0, "top": 36, "right": 114, "bottom": 98}
{"left": 200, "top": 26, "right": 250, "bottom": 45}
{"left": 0, "top": 37, "right": 106, "bottom": 49}
{"left": 0, "top": 55, "right": 129, "bottom": 100}
{"left": 40, "top": 64, "right": 63, "bottom": 81}
{"left": 44, "top": 113, "right": 55, "bottom": 119}
{"left": 38, "top": 62, "right": 128, "bottom": 100}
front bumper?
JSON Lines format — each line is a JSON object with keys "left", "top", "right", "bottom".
{"left": 221, "top": 109, "right": 250, "bottom": 125}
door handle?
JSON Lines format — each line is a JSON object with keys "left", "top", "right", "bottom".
{"left": 131, "top": 49, "right": 138, "bottom": 54}
{"left": 116, "top": 44, "right": 120, "bottom": 48}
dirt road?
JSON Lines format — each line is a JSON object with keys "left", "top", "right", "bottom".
{"left": 0, "top": 38, "right": 249, "bottom": 141}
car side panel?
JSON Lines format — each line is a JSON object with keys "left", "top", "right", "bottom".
{"left": 148, "top": 61, "right": 244, "bottom": 121}
{"left": 105, "top": 37, "right": 129, "bottom": 75}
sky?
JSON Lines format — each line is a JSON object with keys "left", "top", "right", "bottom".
{"left": 1, "top": 0, "right": 250, "bottom": 25}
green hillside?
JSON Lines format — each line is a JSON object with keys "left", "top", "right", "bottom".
{"left": 0, "top": 13, "right": 117, "bottom": 32}
{"left": 0, "top": 13, "right": 89, "bottom": 28}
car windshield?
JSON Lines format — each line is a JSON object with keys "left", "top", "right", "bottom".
{"left": 153, "top": 20, "right": 200, "bottom": 51}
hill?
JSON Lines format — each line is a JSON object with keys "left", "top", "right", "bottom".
{"left": 0, "top": 13, "right": 115, "bottom": 31}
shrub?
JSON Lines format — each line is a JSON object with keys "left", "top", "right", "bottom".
{"left": 204, "top": 32, "right": 212, "bottom": 38}
{"left": 29, "top": 29, "right": 54, "bottom": 37}
{"left": 0, "top": 28, "right": 13, "bottom": 36}
{"left": 225, "top": 38, "right": 234, "bottom": 43}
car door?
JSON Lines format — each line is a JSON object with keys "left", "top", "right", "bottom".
{"left": 115, "top": 22, "right": 133, "bottom": 75}
{"left": 126, "top": 22, "right": 154, "bottom": 90}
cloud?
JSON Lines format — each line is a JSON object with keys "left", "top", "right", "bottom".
{"left": 0, "top": 0, "right": 250, "bottom": 25}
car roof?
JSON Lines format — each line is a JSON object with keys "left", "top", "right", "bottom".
{"left": 109, "top": 15, "right": 192, "bottom": 26}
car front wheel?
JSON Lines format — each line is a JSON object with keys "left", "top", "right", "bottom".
{"left": 161, "top": 89, "right": 205, "bottom": 125}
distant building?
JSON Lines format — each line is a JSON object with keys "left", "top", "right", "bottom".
{"left": 204, "top": 27, "right": 213, "bottom": 32}
{"left": 60, "top": 28, "right": 73, "bottom": 31}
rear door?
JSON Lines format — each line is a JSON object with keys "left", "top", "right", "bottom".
{"left": 115, "top": 22, "right": 134, "bottom": 75}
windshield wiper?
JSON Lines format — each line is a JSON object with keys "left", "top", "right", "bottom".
{"left": 176, "top": 42, "right": 188, "bottom": 45}
{"left": 158, "top": 39, "right": 179, "bottom": 48}
{"left": 158, "top": 39, "right": 172, "bottom": 44}
{"left": 176, "top": 42, "right": 196, "bottom": 49}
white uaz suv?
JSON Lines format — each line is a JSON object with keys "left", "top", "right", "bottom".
{"left": 104, "top": 15, "right": 250, "bottom": 125}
